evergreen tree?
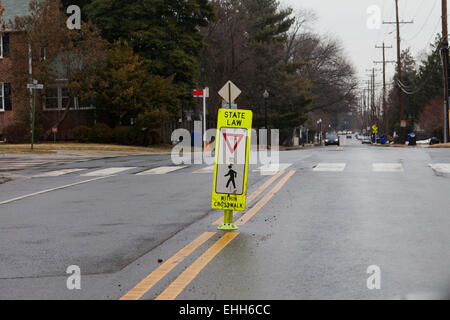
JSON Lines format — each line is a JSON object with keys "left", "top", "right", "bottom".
{"left": 93, "top": 41, "right": 180, "bottom": 128}
{"left": 85, "top": 0, "right": 214, "bottom": 101}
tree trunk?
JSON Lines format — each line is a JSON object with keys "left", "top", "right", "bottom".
{"left": 44, "top": 97, "right": 72, "bottom": 140}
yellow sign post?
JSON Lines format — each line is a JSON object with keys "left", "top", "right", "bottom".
{"left": 212, "top": 108, "right": 253, "bottom": 230}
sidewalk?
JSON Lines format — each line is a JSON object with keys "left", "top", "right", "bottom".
{"left": 0, "top": 143, "right": 173, "bottom": 156}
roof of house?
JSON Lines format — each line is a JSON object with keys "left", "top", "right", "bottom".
{"left": 1, "top": 0, "right": 34, "bottom": 31}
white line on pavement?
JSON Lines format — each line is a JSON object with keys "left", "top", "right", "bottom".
{"left": 372, "top": 163, "right": 404, "bottom": 172}
{"left": 429, "top": 163, "right": 450, "bottom": 173}
{"left": 253, "top": 163, "right": 292, "bottom": 175}
{"left": 313, "top": 163, "right": 346, "bottom": 172}
{"left": 33, "top": 169, "right": 87, "bottom": 177}
{"left": 81, "top": 167, "right": 136, "bottom": 176}
{"left": 193, "top": 165, "right": 215, "bottom": 173}
{"left": 137, "top": 166, "right": 187, "bottom": 175}
{"left": 0, "top": 176, "right": 112, "bottom": 206}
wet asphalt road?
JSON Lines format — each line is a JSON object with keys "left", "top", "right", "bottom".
{"left": 1, "top": 139, "right": 450, "bottom": 299}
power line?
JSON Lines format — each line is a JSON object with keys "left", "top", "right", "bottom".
{"left": 406, "top": 0, "right": 439, "bottom": 42}
{"left": 394, "top": 34, "right": 450, "bottom": 96}
{"left": 410, "top": 0, "right": 429, "bottom": 21}
{"left": 383, "top": 0, "right": 414, "bottom": 143}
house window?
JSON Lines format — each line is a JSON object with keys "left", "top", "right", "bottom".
{"left": 44, "top": 87, "right": 59, "bottom": 110}
{"left": 44, "top": 85, "right": 79, "bottom": 111}
{"left": 0, "top": 83, "right": 11, "bottom": 111}
{"left": 0, "top": 83, "right": 4, "bottom": 111}
{"left": 61, "top": 87, "right": 70, "bottom": 109}
{"left": 0, "top": 33, "right": 9, "bottom": 58}
{"left": 75, "top": 97, "right": 95, "bottom": 110}
{"left": 40, "top": 48, "right": 46, "bottom": 61}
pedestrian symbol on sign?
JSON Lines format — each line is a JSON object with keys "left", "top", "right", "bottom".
{"left": 225, "top": 165, "right": 237, "bottom": 190}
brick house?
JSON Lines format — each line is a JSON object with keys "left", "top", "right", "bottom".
{"left": 0, "top": 0, "right": 94, "bottom": 141}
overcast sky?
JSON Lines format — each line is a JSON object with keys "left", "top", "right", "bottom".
{"left": 281, "top": 0, "right": 443, "bottom": 92}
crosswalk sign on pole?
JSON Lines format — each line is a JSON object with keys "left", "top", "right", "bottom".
{"left": 212, "top": 108, "right": 252, "bottom": 230}
{"left": 372, "top": 125, "right": 378, "bottom": 134}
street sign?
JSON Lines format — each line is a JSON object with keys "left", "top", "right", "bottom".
{"left": 52, "top": 127, "right": 58, "bottom": 134}
{"left": 27, "top": 83, "right": 44, "bottom": 90}
{"left": 400, "top": 120, "right": 407, "bottom": 128}
{"left": 218, "top": 81, "right": 241, "bottom": 104}
{"left": 193, "top": 89, "right": 203, "bottom": 97}
{"left": 221, "top": 100, "right": 237, "bottom": 109}
{"left": 212, "top": 108, "right": 252, "bottom": 213}
{"left": 372, "top": 125, "right": 378, "bottom": 134}
{"left": 193, "top": 88, "right": 209, "bottom": 98}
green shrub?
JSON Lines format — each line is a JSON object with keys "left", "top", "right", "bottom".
{"left": 112, "top": 126, "right": 131, "bottom": 145}
{"left": 72, "top": 125, "right": 91, "bottom": 143}
{"left": 89, "top": 123, "right": 113, "bottom": 143}
{"left": 128, "top": 126, "right": 146, "bottom": 146}
{"left": 3, "top": 122, "right": 30, "bottom": 144}
{"left": 148, "top": 130, "right": 162, "bottom": 145}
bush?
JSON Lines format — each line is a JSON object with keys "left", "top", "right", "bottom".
{"left": 128, "top": 126, "right": 146, "bottom": 146}
{"left": 73, "top": 125, "right": 92, "bottom": 143}
{"left": 89, "top": 123, "right": 113, "bottom": 143}
{"left": 3, "top": 122, "right": 30, "bottom": 144}
{"left": 73, "top": 124, "right": 155, "bottom": 146}
{"left": 112, "top": 126, "right": 131, "bottom": 145}
{"left": 148, "top": 130, "right": 162, "bottom": 145}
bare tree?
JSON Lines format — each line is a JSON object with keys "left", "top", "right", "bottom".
{"left": 8, "top": 0, "right": 107, "bottom": 138}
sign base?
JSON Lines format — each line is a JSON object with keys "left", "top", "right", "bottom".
{"left": 217, "top": 209, "right": 238, "bottom": 231}
{"left": 217, "top": 223, "right": 238, "bottom": 231}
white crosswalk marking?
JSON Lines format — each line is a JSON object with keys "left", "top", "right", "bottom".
{"left": 24, "top": 162, "right": 450, "bottom": 178}
{"left": 81, "top": 167, "right": 136, "bottom": 176}
{"left": 429, "top": 163, "right": 450, "bottom": 173}
{"left": 33, "top": 169, "right": 86, "bottom": 177}
{"left": 372, "top": 163, "right": 404, "bottom": 172}
{"left": 313, "top": 163, "right": 346, "bottom": 172}
{"left": 1, "top": 162, "right": 48, "bottom": 168}
{"left": 254, "top": 163, "right": 292, "bottom": 175}
{"left": 193, "top": 165, "right": 214, "bottom": 173}
{"left": 137, "top": 166, "right": 187, "bottom": 175}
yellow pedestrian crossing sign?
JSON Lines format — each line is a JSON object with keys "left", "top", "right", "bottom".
{"left": 212, "top": 109, "right": 252, "bottom": 212}
{"left": 372, "top": 125, "right": 378, "bottom": 134}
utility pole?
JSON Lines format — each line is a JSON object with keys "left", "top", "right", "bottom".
{"left": 364, "top": 89, "right": 370, "bottom": 132}
{"left": 372, "top": 69, "right": 376, "bottom": 122}
{"left": 374, "top": 43, "right": 396, "bottom": 133}
{"left": 442, "top": 0, "right": 449, "bottom": 143}
{"left": 366, "top": 69, "right": 381, "bottom": 125}
{"left": 366, "top": 80, "right": 371, "bottom": 125}
{"left": 383, "top": 0, "right": 413, "bottom": 144}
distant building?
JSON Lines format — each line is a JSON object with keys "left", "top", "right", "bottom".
{"left": 0, "top": 0, "right": 94, "bottom": 141}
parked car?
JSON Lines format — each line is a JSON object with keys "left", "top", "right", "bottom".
{"left": 362, "top": 136, "right": 372, "bottom": 144}
{"left": 325, "top": 133, "right": 340, "bottom": 146}
{"left": 430, "top": 137, "right": 440, "bottom": 145}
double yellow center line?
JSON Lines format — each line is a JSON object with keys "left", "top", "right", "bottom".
{"left": 120, "top": 232, "right": 216, "bottom": 300}
{"left": 121, "top": 169, "right": 296, "bottom": 300}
